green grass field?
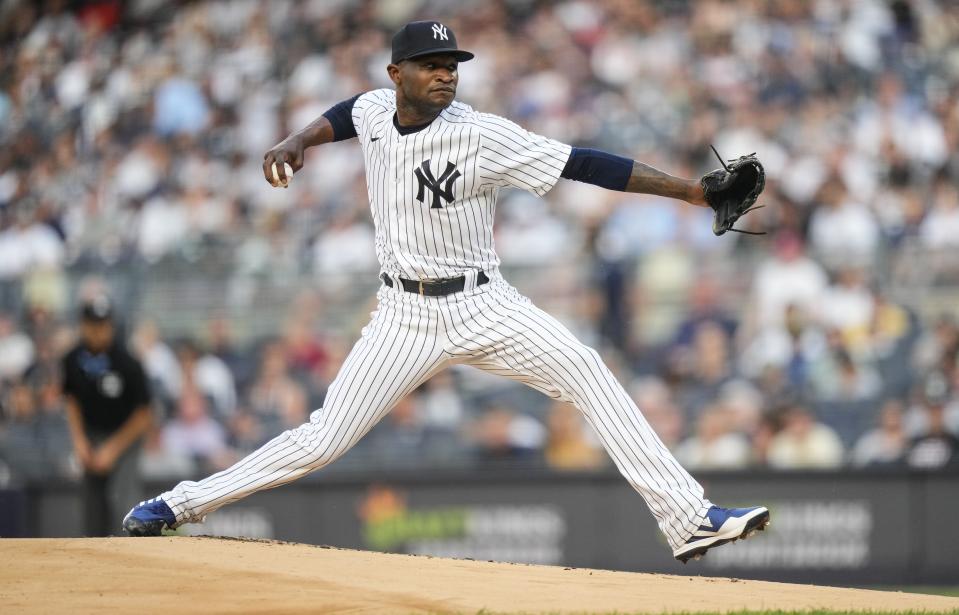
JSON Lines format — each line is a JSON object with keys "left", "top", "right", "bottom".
{"left": 881, "top": 587, "right": 959, "bottom": 598}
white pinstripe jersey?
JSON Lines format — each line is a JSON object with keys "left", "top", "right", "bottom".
{"left": 350, "top": 89, "right": 572, "bottom": 280}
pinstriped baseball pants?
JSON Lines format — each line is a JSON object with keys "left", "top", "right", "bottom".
{"left": 162, "top": 270, "right": 711, "bottom": 549}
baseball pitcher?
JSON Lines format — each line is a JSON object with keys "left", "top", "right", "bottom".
{"left": 124, "top": 21, "right": 767, "bottom": 563}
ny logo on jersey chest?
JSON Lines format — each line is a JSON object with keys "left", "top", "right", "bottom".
{"left": 414, "top": 159, "right": 461, "bottom": 209}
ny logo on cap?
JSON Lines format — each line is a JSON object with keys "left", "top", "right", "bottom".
{"left": 432, "top": 23, "right": 448, "bottom": 41}
{"left": 414, "top": 159, "right": 460, "bottom": 208}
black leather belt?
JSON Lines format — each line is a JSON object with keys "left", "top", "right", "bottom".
{"left": 381, "top": 272, "right": 490, "bottom": 296}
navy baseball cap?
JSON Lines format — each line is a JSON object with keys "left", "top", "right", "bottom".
{"left": 80, "top": 294, "right": 114, "bottom": 322}
{"left": 391, "top": 21, "right": 474, "bottom": 64}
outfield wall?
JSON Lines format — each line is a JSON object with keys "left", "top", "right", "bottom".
{"left": 5, "top": 469, "right": 958, "bottom": 585}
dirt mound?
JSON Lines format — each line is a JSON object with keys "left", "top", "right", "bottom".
{"left": 1, "top": 537, "right": 956, "bottom": 614}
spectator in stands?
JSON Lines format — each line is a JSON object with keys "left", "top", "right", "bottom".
{"left": 281, "top": 316, "right": 329, "bottom": 395}
{"left": 0, "top": 312, "right": 34, "bottom": 381}
{"left": 809, "top": 341, "right": 882, "bottom": 403}
{"left": 0, "top": 201, "right": 65, "bottom": 283}
{"left": 205, "top": 316, "right": 254, "bottom": 392}
{"left": 807, "top": 179, "right": 879, "bottom": 268}
{"left": 675, "top": 404, "right": 751, "bottom": 470}
{"left": 468, "top": 403, "right": 546, "bottom": 464}
{"left": 919, "top": 175, "right": 959, "bottom": 249}
{"left": 906, "top": 389, "right": 959, "bottom": 469}
{"left": 175, "top": 340, "right": 236, "bottom": 422}
{"left": 767, "top": 403, "right": 845, "bottom": 469}
{"left": 754, "top": 364, "right": 798, "bottom": 408}
{"left": 152, "top": 70, "right": 210, "bottom": 137}
{"left": 227, "top": 407, "right": 267, "bottom": 456}
{"left": 868, "top": 293, "right": 916, "bottom": 398}
{"left": 750, "top": 413, "right": 780, "bottom": 467}
{"left": 311, "top": 209, "right": 378, "bottom": 284}
{"left": 33, "top": 372, "right": 71, "bottom": 457}
{"left": 417, "top": 371, "right": 466, "bottom": 434}
{"left": 671, "top": 278, "right": 737, "bottom": 350}
{"left": 741, "top": 303, "right": 828, "bottom": 393}
{"left": 131, "top": 319, "right": 181, "bottom": 414}
{"left": 160, "top": 361, "right": 230, "bottom": 471}
{"left": 717, "top": 380, "right": 764, "bottom": 437}
{"left": 630, "top": 377, "right": 684, "bottom": 450}
{"left": 0, "top": 382, "right": 70, "bottom": 481}
{"left": 364, "top": 395, "right": 435, "bottom": 468}
{"left": 818, "top": 268, "right": 876, "bottom": 342}
{"left": 913, "top": 315, "right": 959, "bottom": 377}
{"left": 544, "top": 401, "right": 606, "bottom": 471}
{"left": 139, "top": 425, "right": 195, "bottom": 480}
{"left": 853, "top": 72, "right": 949, "bottom": 173}
{"left": 851, "top": 399, "right": 907, "bottom": 467}
{"left": 749, "top": 232, "right": 828, "bottom": 332}
{"left": 682, "top": 322, "right": 736, "bottom": 412}
{"left": 248, "top": 341, "right": 308, "bottom": 433}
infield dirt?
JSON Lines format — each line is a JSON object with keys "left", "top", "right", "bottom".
{"left": 1, "top": 537, "right": 957, "bottom": 614}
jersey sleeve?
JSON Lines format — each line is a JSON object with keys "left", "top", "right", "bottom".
{"left": 560, "top": 147, "right": 633, "bottom": 191}
{"left": 321, "top": 94, "right": 361, "bottom": 141}
{"left": 476, "top": 114, "right": 573, "bottom": 196}
{"left": 350, "top": 89, "right": 395, "bottom": 142}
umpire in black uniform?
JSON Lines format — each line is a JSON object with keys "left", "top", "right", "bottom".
{"left": 62, "top": 295, "right": 152, "bottom": 536}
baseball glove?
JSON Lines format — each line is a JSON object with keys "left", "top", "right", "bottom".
{"left": 701, "top": 145, "right": 766, "bottom": 236}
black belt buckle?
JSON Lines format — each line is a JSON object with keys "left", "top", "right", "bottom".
{"left": 381, "top": 271, "right": 489, "bottom": 297}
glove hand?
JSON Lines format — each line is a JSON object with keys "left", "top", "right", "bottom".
{"left": 702, "top": 168, "right": 737, "bottom": 192}
{"left": 701, "top": 146, "right": 766, "bottom": 236}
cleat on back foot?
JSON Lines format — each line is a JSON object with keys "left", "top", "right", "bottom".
{"left": 673, "top": 506, "right": 770, "bottom": 563}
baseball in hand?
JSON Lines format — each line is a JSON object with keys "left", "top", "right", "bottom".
{"left": 271, "top": 162, "right": 294, "bottom": 188}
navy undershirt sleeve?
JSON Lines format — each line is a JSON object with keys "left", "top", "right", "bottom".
{"left": 321, "top": 94, "right": 361, "bottom": 142}
{"left": 560, "top": 147, "right": 633, "bottom": 191}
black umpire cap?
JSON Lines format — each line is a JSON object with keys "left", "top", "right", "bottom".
{"left": 80, "top": 294, "right": 114, "bottom": 322}
{"left": 391, "top": 21, "right": 474, "bottom": 64}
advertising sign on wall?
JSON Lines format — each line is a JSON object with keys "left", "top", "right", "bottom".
{"left": 19, "top": 469, "right": 959, "bottom": 585}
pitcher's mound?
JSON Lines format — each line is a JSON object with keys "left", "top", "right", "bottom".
{"left": 2, "top": 537, "right": 956, "bottom": 614}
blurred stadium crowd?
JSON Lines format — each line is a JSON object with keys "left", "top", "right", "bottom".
{"left": 1, "top": 0, "right": 959, "bottom": 485}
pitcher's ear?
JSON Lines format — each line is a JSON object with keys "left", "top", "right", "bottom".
{"left": 387, "top": 63, "right": 402, "bottom": 85}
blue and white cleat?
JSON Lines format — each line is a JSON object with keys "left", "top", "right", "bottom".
{"left": 673, "top": 505, "right": 769, "bottom": 563}
{"left": 122, "top": 497, "right": 177, "bottom": 537}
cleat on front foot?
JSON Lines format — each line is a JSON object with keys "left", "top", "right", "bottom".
{"left": 122, "top": 497, "right": 177, "bottom": 537}
{"left": 673, "top": 506, "right": 769, "bottom": 563}
{"left": 123, "top": 516, "right": 168, "bottom": 537}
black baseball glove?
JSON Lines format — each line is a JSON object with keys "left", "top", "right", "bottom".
{"left": 701, "top": 146, "right": 766, "bottom": 236}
